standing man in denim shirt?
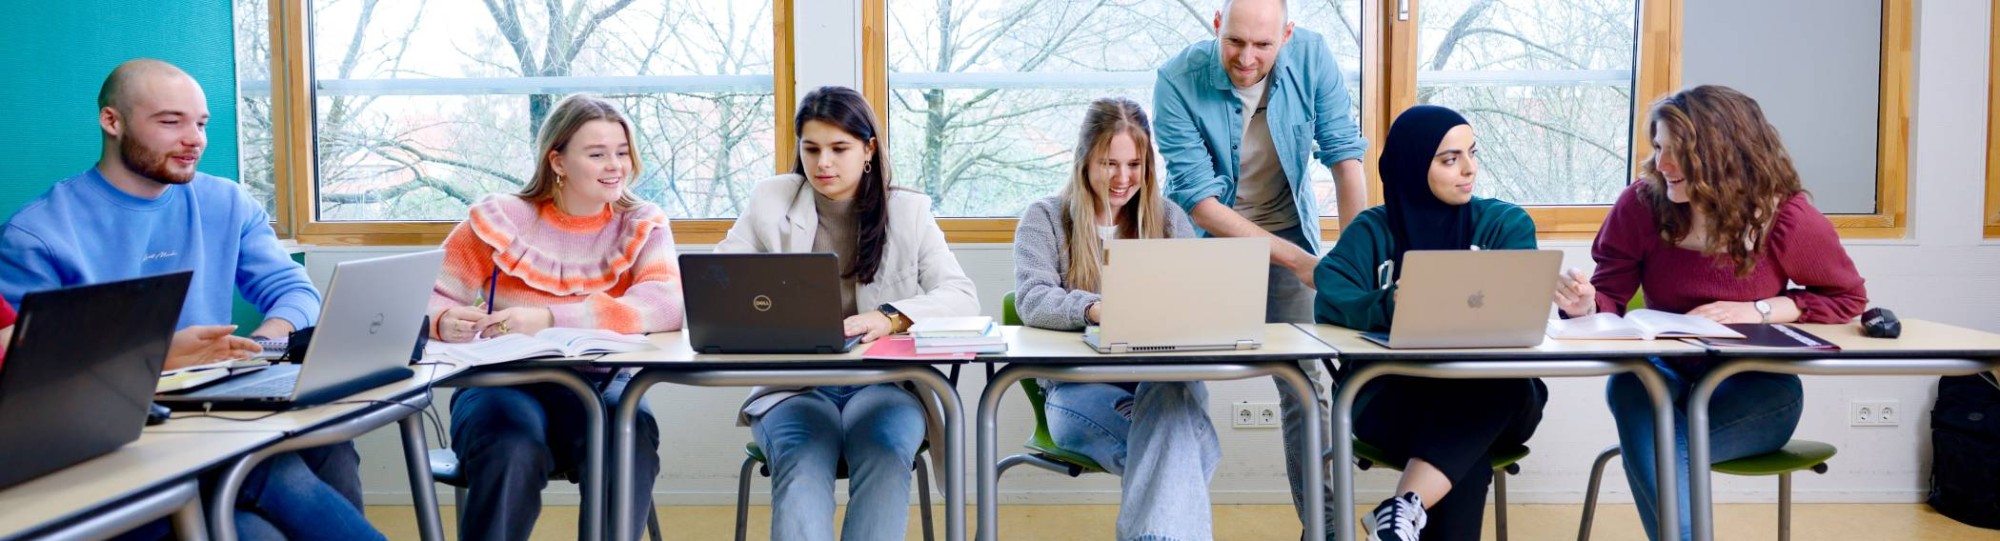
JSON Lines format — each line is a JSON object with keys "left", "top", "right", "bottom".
{"left": 1154, "top": 0, "right": 1367, "bottom": 536}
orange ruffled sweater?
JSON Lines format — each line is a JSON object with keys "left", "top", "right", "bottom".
{"left": 429, "top": 195, "right": 684, "bottom": 336}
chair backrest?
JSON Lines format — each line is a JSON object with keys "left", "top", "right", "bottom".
{"left": 1001, "top": 292, "right": 1063, "bottom": 448}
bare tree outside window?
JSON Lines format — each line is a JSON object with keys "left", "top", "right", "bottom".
{"left": 886, "top": 0, "right": 1363, "bottom": 218}
{"left": 1419, "top": 0, "right": 1637, "bottom": 206}
{"left": 887, "top": 0, "right": 1636, "bottom": 217}
{"left": 234, "top": 0, "right": 779, "bottom": 222}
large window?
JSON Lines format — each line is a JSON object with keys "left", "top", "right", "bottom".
{"left": 241, "top": 0, "right": 787, "bottom": 244}
{"left": 1416, "top": 0, "right": 1637, "bottom": 207}
{"left": 303, "top": 0, "right": 779, "bottom": 222}
{"left": 882, "top": 0, "right": 1363, "bottom": 218}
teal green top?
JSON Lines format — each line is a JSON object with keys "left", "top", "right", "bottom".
{"left": 1312, "top": 197, "right": 1538, "bottom": 332}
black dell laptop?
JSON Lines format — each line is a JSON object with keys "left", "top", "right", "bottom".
{"left": 681, "top": 253, "right": 864, "bottom": 354}
{"left": 0, "top": 271, "right": 191, "bottom": 490}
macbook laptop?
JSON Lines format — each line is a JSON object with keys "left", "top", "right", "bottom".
{"left": 1085, "top": 238, "right": 1268, "bottom": 353}
{"left": 1362, "top": 250, "right": 1563, "bottom": 349}
{"left": 0, "top": 271, "right": 191, "bottom": 490}
{"left": 157, "top": 250, "right": 443, "bottom": 410}
{"left": 681, "top": 253, "right": 863, "bottom": 354}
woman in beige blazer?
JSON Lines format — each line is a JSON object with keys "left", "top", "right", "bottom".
{"left": 717, "top": 86, "right": 978, "bottom": 541}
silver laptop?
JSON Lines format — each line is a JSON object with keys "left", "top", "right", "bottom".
{"left": 158, "top": 250, "right": 444, "bottom": 410}
{"left": 1362, "top": 250, "right": 1562, "bottom": 349}
{"left": 1084, "top": 238, "right": 1268, "bottom": 353}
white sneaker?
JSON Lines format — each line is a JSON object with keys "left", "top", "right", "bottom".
{"left": 1363, "top": 491, "right": 1428, "bottom": 541}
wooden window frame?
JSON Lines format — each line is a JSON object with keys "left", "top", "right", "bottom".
{"left": 1986, "top": 0, "right": 2000, "bottom": 238}
{"left": 863, "top": 0, "right": 1910, "bottom": 243}
{"left": 257, "top": 0, "right": 1907, "bottom": 246}
{"left": 263, "top": 0, "right": 795, "bottom": 246}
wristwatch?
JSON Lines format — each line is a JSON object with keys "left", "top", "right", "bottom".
{"left": 1753, "top": 300, "right": 1774, "bottom": 324}
{"left": 878, "top": 303, "right": 910, "bottom": 332}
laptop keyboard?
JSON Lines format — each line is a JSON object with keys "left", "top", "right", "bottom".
{"left": 217, "top": 374, "right": 298, "bottom": 398}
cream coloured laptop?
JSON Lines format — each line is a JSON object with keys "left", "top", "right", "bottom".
{"left": 1084, "top": 238, "right": 1268, "bottom": 353}
{"left": 1363, "top": 249, "right": 1562, "bottom": 349}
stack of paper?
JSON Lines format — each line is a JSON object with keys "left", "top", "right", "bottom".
{"left": 908, "top": 316, "right": 1006, "bottom": 354}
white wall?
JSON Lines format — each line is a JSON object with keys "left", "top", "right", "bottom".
{"left": 334, "top": 0, "right": 1997, "bottom": 508}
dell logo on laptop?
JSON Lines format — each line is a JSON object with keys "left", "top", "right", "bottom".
{"left": 1467, "top": 291, "right": 1485, "bottom": 309}
{"left": 753, "top": 295, "right": 773, "bottom": 312}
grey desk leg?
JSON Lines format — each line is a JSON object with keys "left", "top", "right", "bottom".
{"left": 398, "top": 414, "right": 446, "bottom": 541}
{"left": 904, "top": 368, "right": 966, "bottom": 541}
{"left": 206, "top": 392, "right": 433, "bottom": 541}
{"left": 1272, "top": 362, "right": 1327, "bottom": 541}
{"left": 440, "top": 368, "right": 605, "bottom": 541}
{"left": 612, "top": 370, "right": 669, "bottom": 541}
{"left": 1329, "top": 359, "right": 1677, "bottom": 541}
{"left": 1625, "top": 360, "right": 1680, "bottom": 541}
{"left": 612, "top": 366, "right": 959, "bottom": 541}
{"left": 976, "top": 362, "right": 1319, "bottom": 541}
{"left": 1684, "top": 357, "right": 2000, "bottom": 541}
{"left": 171, "top": 485, "right": 211, "bottom": 541}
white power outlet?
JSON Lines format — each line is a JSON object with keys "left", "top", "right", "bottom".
{"left": 1849, "top": 399, "right": 1901, "bottom": 427}
{"left": 1233, "top": 401, "right": 1280, "bottom": 429}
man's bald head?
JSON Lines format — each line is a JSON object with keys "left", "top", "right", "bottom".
{"left": 1223, "top": 0, "right": 1289, "bottom": 22}
{"left": 1214, "top": 0, "right": 1293, "bottom": 88}
{"left": 98, "top": 58, "right": 197, "bottom": 114}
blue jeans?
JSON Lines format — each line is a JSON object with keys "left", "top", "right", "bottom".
{"left": 234, "top": 451, "right": 387, "bottom": 540}
{"left": 1607, "top": 358, "right": 1803, "bottom": 541}
{"left": 1044, "top": 381, "right": 1219, "bottom": 541}
{"left": 450, "top": 371, "right": 661, "bottom": 541}
{"left": 753, "top": 384, "right": 927, "bottom": 541}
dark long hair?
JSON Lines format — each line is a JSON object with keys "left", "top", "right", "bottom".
{"left": 1640, "top": 85, "right": 1804, "bottom": 277}
{"left": 794, "top": 86, "right": 892, "bottom": 283}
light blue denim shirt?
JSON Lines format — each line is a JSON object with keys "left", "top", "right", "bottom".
{"left": 1153, "top": 27, "right": 1367, "bottom": 253}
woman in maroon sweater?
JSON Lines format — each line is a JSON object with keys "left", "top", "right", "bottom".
{"left": 1554, "top": 85, "right": 1867, "bottom": 541}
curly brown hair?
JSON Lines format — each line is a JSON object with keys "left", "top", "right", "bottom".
{"left": 1639, "top": 85, "right": 1805, "bottom": 278}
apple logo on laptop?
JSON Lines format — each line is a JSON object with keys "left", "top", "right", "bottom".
{"left": 368, "top": 313, "right": 385, "bottom": 334}
{"left": 753, "top": 295, "right": 773, "bottom": 312}
{"left": 1467, "top": 291, "right": 1485, "bottom": 309}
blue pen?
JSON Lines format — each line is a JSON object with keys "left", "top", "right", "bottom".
{"left": 484, "top": 268, "right": 500, "bottom": 315}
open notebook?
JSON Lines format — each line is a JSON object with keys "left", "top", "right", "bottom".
{"left": 430, "top": 328, "right": 655, "bottom": 365}
{"left": 1548, "top": 309, "right": 1747, "bottom": 340}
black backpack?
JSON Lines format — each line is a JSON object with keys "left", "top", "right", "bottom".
{"left": 1929, "top": 373, "right": 2000, "bottom": 529}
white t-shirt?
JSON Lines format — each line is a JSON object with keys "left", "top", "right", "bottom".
{"left": 1231, "top": 78, "right": 1300, "bottom": 231}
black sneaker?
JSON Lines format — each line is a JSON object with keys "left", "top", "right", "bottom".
{"left": 1363, "top": 491, "right": 1427, "bottom": 541}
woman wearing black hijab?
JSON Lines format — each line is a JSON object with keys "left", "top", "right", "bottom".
{"left": 1313, "top": 105, "right": 1550, "bottom": 541}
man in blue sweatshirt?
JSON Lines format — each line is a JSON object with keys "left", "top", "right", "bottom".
{"left": 0, "top": 59, "right": 384, "bottom": 540}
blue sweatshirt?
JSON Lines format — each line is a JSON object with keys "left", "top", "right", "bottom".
{"left": 0, "top": 168, "right": 320, "bottom": 331}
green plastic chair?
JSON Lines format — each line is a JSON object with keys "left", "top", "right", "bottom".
{"left": 1578, "top": 440, "right": 1834, "bottom": 541}
{"left": 995, "top": 292, "right": 1108, "bottom": 478}
{"left": 1351, "top": 439, "right": 1530, "bottom": 541}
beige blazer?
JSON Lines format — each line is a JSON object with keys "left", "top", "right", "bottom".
{"left": 721, "top": 175, "right": 979, "bottom": 472}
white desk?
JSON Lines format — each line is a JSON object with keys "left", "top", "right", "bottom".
{"left": 975, "top": 324, "right": 1336, "bottom": 541}
{"left": 1296, "top": 324, "right": 1705, "bottom": 541}
{"left": 595, "top": 332, "right": 968, "bottom": 541}
{"left": 0, "top": 431, "right": 279, "bottom": 541}
{"left": 154, "top": 362, "right": 462, "bottom": 541}
{"left": 1683, "top": 320, "right": 2000, "bottom": 541}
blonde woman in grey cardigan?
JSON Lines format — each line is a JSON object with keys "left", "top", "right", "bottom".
{"left": 1013, "top": 96, "right": 1219, "bottom": 541}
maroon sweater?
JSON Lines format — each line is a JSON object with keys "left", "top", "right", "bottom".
{"left": 1590, "top": 184, "right": 1868, "bottom": 323}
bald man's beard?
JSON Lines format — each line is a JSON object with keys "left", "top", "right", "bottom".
{"left": 119, "top": 135, "right": 197, "bottom": 185}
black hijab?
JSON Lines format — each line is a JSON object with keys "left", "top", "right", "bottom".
{"left": 1380, "top": 105, "right": 1474, "bottom": 279}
